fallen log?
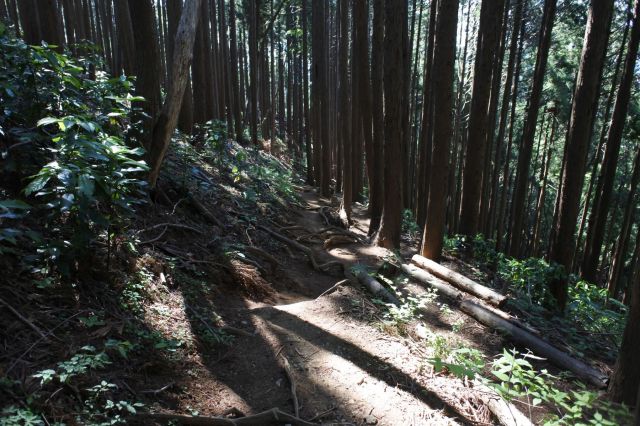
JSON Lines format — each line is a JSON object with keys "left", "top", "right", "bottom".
{"left": 401, "top": 263, "right": 608, "bottom": 388}
{"left": 411, "top": 254, "right": 507, "bottom": 307}
{"left": 474, "top": 382, "right": 533, "bottom": 426}
{"left": 355, "top": 270, "right": 401, "bottom": 306}
{"left": 459, "top": 299, "right": 608, "bottom": 388}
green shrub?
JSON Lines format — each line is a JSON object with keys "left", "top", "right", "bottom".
{"left": 0, "top": 31, "right": 148, "bottom": 274}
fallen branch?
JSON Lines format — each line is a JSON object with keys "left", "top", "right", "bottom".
{"left": 0, "top": 297, "right": 49, "bottom": 341}
{"left": 411, "top": 254, "right": 507, "bottom": 307}
{"left": 141, "top": 382, "right": 175, "bottom": 396}
{"left": 280, "top": 355, "right": 300, "bottom": 418}
{"left": 138, "top": 408, "right": 316, "bottom": 425}
{"left": 316, "top": 279, "right": 351, "bottom": 299}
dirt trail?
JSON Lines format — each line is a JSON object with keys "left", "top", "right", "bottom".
{"left": 146, "top": 188, "right": 498, "bottom": 425}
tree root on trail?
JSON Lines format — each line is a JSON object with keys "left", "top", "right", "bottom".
{"left": 138, "top": 408, "right": 316, "bottom": 425}
{"left": 243, "top": 246, "right": 281, "bottom": 271}
{"left": 323, "top": 235, "right": 357, "bottom": 249}
{"left": 280, "top": 355, "right": 300, "bottom": 417}
{"left": 187, "top": 193, "right": 224, "bottom": 228}
{"left": 257, "top": 225, "right": 344, "bottom": 273}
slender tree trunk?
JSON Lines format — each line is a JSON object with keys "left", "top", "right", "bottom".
{"left": 249, "top": 0, "right": 260, "bottom": 145}
{"left": 459, "top": 0, "right": 507, "bottom": 237}
{"left": 508, "top": 0, "right": 557, "bottom": 257}
{"left": 608, "top": 145, "right": 640, "bottom": 298}
{"left": 415, "top": 0, "right": 438, "bottom": 229}
{"left": 369, "top": 0, "right": 385, "bottom": 235}
{"left": 148, "top": 0, "right": 202, "bottom": 188}
{"left": 114, "top": 0, "right": 136, "bottom": 76}
{"left": 549, "top": 0, "right": 614, "bottom": 311}
{"left": 531, "top": 114, "right": 557, "bottom": 257}
{"left": 421, "top": 0, "right": 459, "bottom": 260}
{"left": 581, "top": 0, "right": 640, "bottom": 284}
{"left": 338, "top": 0, "right": 351, "bottom": 224}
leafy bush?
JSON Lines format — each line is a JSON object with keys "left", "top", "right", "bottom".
{"left": 0, "top": 30, "right": 148, "bottom": 274}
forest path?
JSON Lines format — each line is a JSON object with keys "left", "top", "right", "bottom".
{"left": 187, "top": 189, "right": 479, "bottom": 425}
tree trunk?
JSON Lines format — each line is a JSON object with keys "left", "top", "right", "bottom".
{"left": 249, "top": 0, "right": 260, "bottom": 146}
{"left": 508, "top": 0, "right": 557, "bottom": 257}
{"left": 337, "top": 0, "right": 351, "bottom": 225}
{"left": 167, "top": 0, "right": 194, "bottom": 134}
{"left": 608, "top": 145, "right": 640, "bottom": 298}
{"left": 609, "top": 249, "right": 640, "bottom": 405}
{"left": 458, "top": 0, "right": 506, "bottom": 237}
{"left": 549, "top": 0, "right": 614, "bottom": 311}
{"left": 128, "top": 0, "right": 163, "bottom": 147}
{"left": 368, "top": 0, "right": 385, "bottom": 236}
{"left": 581, "top": 0, "right": 640, "bottom": 284}
{"left": 420, "top": 0, "right": 458, "bottom": 260}
{"left": 147, "top": 0, "right": 202, "bottom": 188}
{"left": 374, "top": 0, "right": 405, "bottom": 249}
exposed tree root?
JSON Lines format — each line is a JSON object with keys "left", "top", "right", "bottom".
{"left": 257, "top": 225, "right": 344, "bottom": 273}
{"left": 187, "top": 192, "right": 224, "bottom": 228}
{"left": 280, "top": 355, "right": 300, "bottom": 417}
{"left": 323, "top": 235, "right": 357, "bottom": 249}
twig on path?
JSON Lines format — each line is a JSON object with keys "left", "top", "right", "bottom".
{"left": 0, "top": 297, "right": 49, "bottom": 341}
{"left": 137, "top": 408, "right": 316, "bottom": 425}
{"left": 316, "top": 279, "right": 351, "bottom": 299}
{"left": 141, "top": 382, "right": 175, "bottom": 395}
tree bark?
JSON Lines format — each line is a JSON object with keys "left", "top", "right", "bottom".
{"left": 337, "top": 0, "right": 351, "bottom": 225}
{"left": 458, "top": 0, "right": 507, "bottom": 237}
{"left": 508, "top": 0, "right": 557, "bottom": 257}
{"left": 147, "top": 0, "right": 202, "bottom": 188}
{"left": 128, "top": 0, "right": 163, "bottom": 147}
{"left": 374, "top": 0, "right": 405, "bottom": 249}
{"left": 368, "top": 0, "right": 385, "bottom": 236}
{"left": 420, "top": 0, "right": 458, "bottom": 260}
{"left": 581, "top": 0, "right": 640, "bottom": 284}
{"left": 167, "top": 0, "right": 194, "bottom": 134}
{"left": 549, "top": 0, "right": 614, "bottom": 311}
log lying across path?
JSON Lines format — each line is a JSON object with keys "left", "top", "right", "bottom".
{"left": 411, "top": 254, "right": 507, "bottom": 307}
{"left": 401, "top": 263, "right": 608, "bottom": 388}
{"left": 356, "top": 270, "right": 402, "bottom": 306}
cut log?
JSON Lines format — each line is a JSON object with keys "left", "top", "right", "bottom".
{"left": 401, "top": 263, "right": 608, "bottom": 388}
{"left": 460, "top": 299, "right": 608, "bottom": 388}
{"left": 411, "top": 254, "right": 507, "bottom": 307}
{"left": 474, "top": 382, "right": 533, "bottom": 426}
{"left": 355, "top": 270, "right": 401, "bottom": 306}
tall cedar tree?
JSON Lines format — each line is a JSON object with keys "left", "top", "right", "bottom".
{"left": 508, "top": 0, "right": 557, "bottom": 257}
{"left": 549, "top": 0, "right": 614, "bottom": 310}
{"left": 581, "top": 0, "right": 640, "bottom": 284}
{"left": 458, "top": 0, "right": 507, "bottom": 237}
{"left": 421, "top": 0, "right": 459, "bottom": 260}
{"left": 375, "top": 0, "right": 405, "bottom": 249}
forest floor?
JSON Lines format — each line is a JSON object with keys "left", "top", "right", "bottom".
{"left": 1, "top": 140, "right": 616, "bottom": 425}
{"left": 135, "top": 188, "right": 505, "bottom": 425}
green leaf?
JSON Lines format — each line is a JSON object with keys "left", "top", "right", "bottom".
{"left": 37, "top": 117, "right": 59, "bottom": 127}
{"left": 78, "top": 175, "right": 95, "bottom": 197}
{"left": 0, "top": 200, "right": 31, "bottom": 210}
{"left": 24, "top": 174, "right": 51, "bottom": 195}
